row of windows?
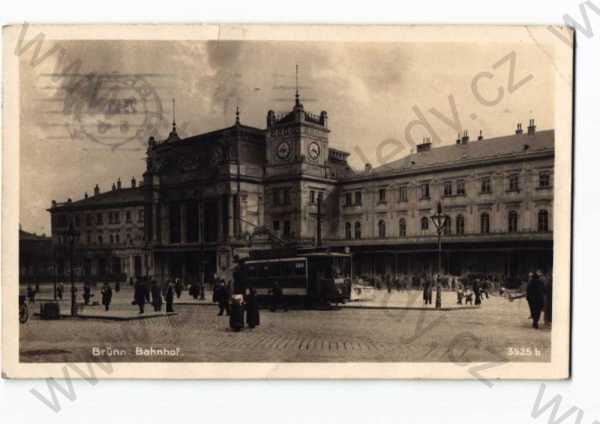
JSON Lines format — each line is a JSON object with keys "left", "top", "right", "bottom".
{"left": 273, "top": 188, "right": 292, "bottom": 206}
{"left": 344, "top": 209, "right": 550, "bottom": 239}
{"left": 83, "top": 232, "right": 140, "bottom": 245}
{"left": 273, "top": 220, "right": 292, "bottom": 237}
{"left": 74, "top": 210, "right": 144, "bottom": 227}
{"left": 343, "top": 172, "right": 552, "bottom": 207}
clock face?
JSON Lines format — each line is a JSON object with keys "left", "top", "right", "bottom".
{"left": 308, "top": 142, "right": 321, "bottom": 160}
{"left": 276, "top": 141, "right": 292, "bottom": 160}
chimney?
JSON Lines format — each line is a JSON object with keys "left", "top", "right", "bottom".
{"left": 84, "top": 192, "right": 88, "bottom": 199}
{"left": 364, "top": 163, "right": 372, "bottom": 173}
{"left": 117, "top": 178, "right": 122, "bottom": 190}
{"left": 477, "top": 130, "right": 483, "bottom": 141}
{"left": 112, "top": 183, "right": 116, "bottom": 191}
{"left": 131, "top": 177, "right": 137, "bottom": 188}
{"left": 527, "top": 119, "right": 536, "bottom": 136}
{"left": 456, "top": 133, "right": 461, "bottom": 144}
{"left": 51, "top": 200, "right": 57, "bottom": 207}
{"left": 417, "top": 137, "right": 432, "bottom": 152}
{"left": 67, "top": 198, "right": 72, "bottom": 203}
{"left": 94, "top": 184, "right": 100, "bottom": 196}
{"left": 320, "top": 111, "right": 328, "bottom": 128}
{"left": 515, "top": 123, "right": 523, "bottom": 135}
{"left": 461, "top": 131, "right": 469, "bottom": 144}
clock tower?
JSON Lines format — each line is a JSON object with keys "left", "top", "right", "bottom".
{"left": 265, "top": 80, "right": 329, "bottom": 178}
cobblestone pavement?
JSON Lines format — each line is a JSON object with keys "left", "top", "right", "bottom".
{"left": 20, "top": 283, "right": 550, "bottom": 363}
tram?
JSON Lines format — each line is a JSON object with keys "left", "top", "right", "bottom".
{"left": 233, "top": 248, "right": 352, "bottom": 308}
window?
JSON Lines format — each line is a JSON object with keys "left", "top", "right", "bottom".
{"left": 420, "top": 183, "right": 430, "bottom": 200}
{"left": 126, "top": 211, "right": 131, "bottom": 223}
{"left": 283, "top": 220, "right": 291, "bottom": 236}
{"left": 399, "top": 218, "right": 406, "bottom": 237}
{"left": 538, "top": 209, "right": 549, "bottom": 232}
{"left": 508, "top": 175, "right": 520, "bottom": 192}
{"left": 98, "top": 235, "right": 103, "bottom": 244}
{"left": 456, "top": 215, "right": 465, "bottom": 235}
{"left": 354, "top": 222, "right": 361, "bottom": 240}
{"left": 480, "top": 212, "right": 490, "bottom": 234}
{"left": 273, "top": 189, "right": 281, "bottom": 206}
{"left": 444, "top": 181, "right": 453, "bottom": 196}
{"left": 74, "top": 215, "right": 81, "bottom": 227}
{"left": 481, "top": 177, "right": 492, "bottom": 194}
{"left": 169, "top": 203, "right": 181, "bottom": 243}
{"left": 110, "top": 234, "right": 114, "bottom": 244}
{"left": 355, "top": 191, "right": 362, "bottom": 206}
{"left": 456, "top": 180, "right": 465, "bottom": 196}
{"left": 444, "top": 216, "right": 452, "bottom": 235}
{"left": 115, "top": 212, "right": 120, "bottom": 224}
{"left": 378, "top": 220, "right": 386, "bottom": 238}
{"left": 378, "top": 188, "right": 386, "bottom": 204}
{"left": 421, "top": 217, "right": 429, "bottom": 231}
{"left": 86, "top": 214, "right": 92, "bottom": 226}
{"left": 186, "top": 201, "right": 199, "bottom": 243}
{"left": 115, "top": 234, "right": 120, "bottom": 244}
{"left": 345, "top": 222, "right": 352, "bottom": 239}
{"left": 138, "top": 210, "right": 144, "bottom": 223}
{"left": 345, "top": 192, "right": 352, "bottom": 207}
{"left": 97, "top": 213, "right": 103, "bottom": 225}
{"left": 539, "top": 172, "right": 551, "bottom": 188}
{"left": 398, "top": 185, "right": 408, "bottom": 202}
{"left": 283, "top": 188, "right": 291, "bottom": 205}
{"left": 310, "top": 190, "right": 315, "bottom": 204}
{"left": 508, "top": 210, "right": 518, "bottom": 233}
{"left": 273, "top": 220, "right": 280, "bottom": 232}
{"left": 86, "top": 232, "right": 91, "bottom": 244}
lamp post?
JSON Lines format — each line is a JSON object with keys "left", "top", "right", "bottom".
{"left": 65, "top": 220, "right": 80, "bottom": 317}
{"left": 430, "top": 201, "right": 450, "bottom": 309}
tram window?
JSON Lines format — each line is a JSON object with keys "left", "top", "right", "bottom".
{"left": 280, "top": 262, "right": 293, "bottom": 277}
{"left": 269, "top": 263, "right": 281, "bottom": 277}
{"left": 294, "top": 262, "right": 306, "bottom": 276}
{"left": 246, "top": 264, "right": 257, "bottom": 278}
{"left": 260, "top": 264, "right": 270, "bottom": 277}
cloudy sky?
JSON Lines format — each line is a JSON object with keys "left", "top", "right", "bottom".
{"left": 20, "top": 37, "right": 561, "bottom": 234}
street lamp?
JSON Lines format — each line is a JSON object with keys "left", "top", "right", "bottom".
{"left": 430, "top": 201, "right": 450, "bottom": 309}
{"left": 65, "top": 220, "right": 80, "bottom": 317}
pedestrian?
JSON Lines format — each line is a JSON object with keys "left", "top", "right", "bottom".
{"left": 473, "top": 279, "right": 482, "bottom": 306}
{"left": 422, "top": 276, "right": 432, "bottom": 305}
{"left": 83, "top": 282, "right": 92, "bottom": 305}
{"left": 151, "top": 280, "right": 163, "bottom": 312}
{"left": 245, "top": 287, "right": 260, "bottom": 329}
{"left": 385, "top": 274, "right": 392, "bottom": 294}
{"left": 129, "top": 276, "right": 134, "bottom": 286}
{"left": 542, "top": 271, "right": 553, "bottom": 327}
{"left": 199, "top": 280, "right": 206, "bottom": 300}
{"left": 115, "top": 280, "right": 120, "bottom": 293}
{"left": 213, "top": 281, "right": 230, "bottom": 316}
{"left": 526, "top": 272, "right": 545, "bottom": 329}
{"left": 57, "top": 282, "right": 64, "bottom": 300}
{"left": 270, "top": 281, "right": 287, "bottom": 312}
{"left": 133, "top": 279, "right": 146, "bottom": 314}
{"left": 101, "top": 282, "right": 113, "bottom": 311}
{"left": 165, "top": 281, "right": 175, "bottom": 313}
{"left": 175, "top": 278, "right": 183, "bottom": 298}
{"left": 229, "top": 295, "right": 245, "bottom": 331}
{"left": 456, "top": 282, "right": 464, "bottom": 305}
{"left": 27, "top": 284, "right": 36, "bottom": 304}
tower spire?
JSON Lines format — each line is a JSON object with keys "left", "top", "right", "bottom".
{"left": 172, "top": 98, "right": 176, "bottom": 130}
{"left": 235, "top": 104, "right": 240, "bottom": 125}
{"left": 295, "top": 64, "right": 300, "bottom": 106}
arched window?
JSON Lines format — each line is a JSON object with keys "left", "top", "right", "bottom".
{"left": 354, "top": 221, "right": 361, "bottom": 240}
{"left": 456, "top": 215, "right": 465, "bottom": 235}
{"left": 538, "top": 209, "right": 549, "bottom": 232}
{"left": 378, "top": 220, "right": 386, "bottom": 238}
{"left": 345, "top": 222, "right": 352, "bottom": 240}
{"left": 480, "top": 212, "right": 490, "bottom": 234}
{"left": 421, "top": 217, "right": 429, "bottom": 231}
{"left": 508, "top": 210, "right": 518, "bottom": 233}
{"left": 399, "top": 218, "right": 406, "bottom": 237}
{"left": 444, "top": 216, "right": 452, "bottom": 235}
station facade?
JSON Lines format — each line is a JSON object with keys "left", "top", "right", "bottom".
{"left": 48, "top": 92, "right": 554, "bottom": 284}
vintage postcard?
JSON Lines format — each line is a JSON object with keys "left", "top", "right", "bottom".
{"left": 2, "top": 24, "right": 573, "bottom": 379}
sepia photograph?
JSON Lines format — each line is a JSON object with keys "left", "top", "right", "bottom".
{"left": 2, "top": 24, "right": 573, "bottom": 379}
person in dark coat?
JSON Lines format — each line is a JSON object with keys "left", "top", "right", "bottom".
{"left": 57, "top": 282, "right": 64, "bottom": 300}
{"left": 174, "top": 279, "right": 183, "bottom": 298}
{"left": 270, "top": 282, "right": 287, "bottom": 312}
{"left": 244, "top": 288, "right": 260, "bottom": 329}
{"left": 129, "top": 276, "right": 134, "bottom": 286}
{"left": 229, "top": 295, "right": 244, "bottom": 331}
{"left": 150, "top": 280, "right": 163, "bottom": 312}
{"left": 115, "top": 280, "right": 120, "bottom": 293}
{"left": 27, "top": 285, "right": 36, "bottom": 304}
{"left": 542, "top": 272, "right": 553, "bottom": 326}
{"left": 133, "top": 280, "right": 146, "bottom": 314}
{"left": 165, "top": 281, "right": 175, "bottom": 313}
{"left": 473, "top": 279, "right": 482, "bottom": 306}
{"left": 101, "top": 282, "right": 113, "bottom": 311}
{"left": 214, "top": 281, "right": 230, "bottom": 316}
{"left": 83, "top": 282, "right": 92, "bottom": 305}
{"left": 422, "top": 276, "right": 432, "bottom": 305}
{"left": 526, "top": 272, "right": 545, "bottom": 329}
